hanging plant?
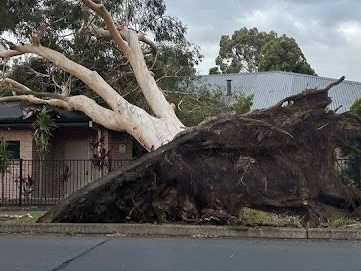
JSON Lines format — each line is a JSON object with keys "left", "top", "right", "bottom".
{"left": 32, "top": 106, "right": 56, "bottom": 199}
{"left": 33, "top": 106, "right": 57, "bottom": 159}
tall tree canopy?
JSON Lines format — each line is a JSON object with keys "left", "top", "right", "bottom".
{"left": 211, "top": 27, "right": 315, "bottom": 75}
{"left": 0, "top": 0, "right": 203, "bottom": 151}
{"left": 258, "top": 35, "right": 315, "bottom": 75}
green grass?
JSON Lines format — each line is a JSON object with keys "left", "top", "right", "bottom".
{"left": 0, "top": 211, "right": 46, "bottom": 224}
{"left": 325, "top": 216, "right": 358, "bottom": 228}
{"left": 236, "top": 207, "right": 303, "bottom": 228}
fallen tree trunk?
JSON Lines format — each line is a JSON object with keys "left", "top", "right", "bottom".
{"left": 38, "top": 76, "right": 361, "bottom": 226}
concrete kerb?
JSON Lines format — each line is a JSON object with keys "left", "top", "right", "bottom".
{"left": 0, "top": 223, "right": 307, "bottom": 238}
{"left": 0, "top": 223, "right": 360, "bottom": 240}
{"left": 307, "top": 228, "right": 361, "bottom": 240}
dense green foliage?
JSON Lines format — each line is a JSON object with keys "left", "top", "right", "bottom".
{"left": 259, "top": 35, "right": 315, "bottom": 75}
{"left": 152, "top": 43, "right": 202, "bottom": 91}
{"left": 0, "top": 0, "right": 40, "bottom": 33}
{"left": 166, "top": 87, "right": 253, "bottom": 127}
{"left": 232, "top": 94, "right": 254, "bottom": 115}
{"left": 340, "top": 98, "right": 361, "bottom": 188}
{"left": 212, "top": 27, "right": 315, "bottom": 75}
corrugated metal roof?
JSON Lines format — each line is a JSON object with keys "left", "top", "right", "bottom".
{"left": 189, "top": 71, "right": 361, "bottom": 112}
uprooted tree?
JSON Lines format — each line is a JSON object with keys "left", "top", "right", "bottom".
{"left": 1, "top": 1, "right": 361, "bottom": 226}
{"left": 38, "top": 76, "right": 361, "bottom": 226}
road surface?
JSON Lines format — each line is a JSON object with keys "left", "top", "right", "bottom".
{"left": 1, "top": 234, "right": 361, "bottom": 270}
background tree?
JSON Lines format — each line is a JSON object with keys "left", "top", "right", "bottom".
{"left": 208, "top": 67, "right": 220, "bottom": 75}
{"left": 258, "top": 35, "right": 315, "bottom": 75}
{"left": 0, "top": 0, "right": 202, "bottom": 151}
{"left": 211, "top": 27, "right": 315, "bottom": 75}
{"left": 152, "top": 43, "right": 202, "bottom": 91}
{"left": 166, "top": 89, "right": 254, "bottom": 127}
{"left": 214, "top": 27, "right": 276, "bottom": 73}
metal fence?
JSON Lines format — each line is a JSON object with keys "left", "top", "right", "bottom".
{"left": 1, "top": 158, "right": 358, "bottom": 207}
{"left": 0, "top": 159, "right": 130, "bottom": 207}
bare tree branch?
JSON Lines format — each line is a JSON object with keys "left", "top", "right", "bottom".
{"left": 0, "top": 77, "right": 122, "bottom": 131}
{"left": 4, "top": 43, "right": 132, "bottom": 113}
{"left": 82, "top": 0, "right": 132, "bottom": 57}
{"left": 0, "top": 95, "right": 71, "bottom": 109}
{"left": 82, "top": 24, "right": 157, "bottom": 51}
{"left": 0, "top": 49, "right": 23, "bottom": 58}
{"left": 0, "top": 78, "right": 66, "bottom": 100}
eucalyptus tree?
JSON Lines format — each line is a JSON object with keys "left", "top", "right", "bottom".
{"left": 212, "top": 27, "right": 315, "bottom": 75}
{"left": 0, "top": 0, "right": 201, "bottom": 151}
{"left": 259, "top": 35, "right": 315, "bottom": 75}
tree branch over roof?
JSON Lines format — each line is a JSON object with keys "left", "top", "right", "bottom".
{"left": 0, "top": 80, "right": 122, "bottom": 131}
{"left": 1, "top": 43, "right": 133, "bottom": 113}
{"left": 0, "top": 78, "right": 66, "bottom": 100}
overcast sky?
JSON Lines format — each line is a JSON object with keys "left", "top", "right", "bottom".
{"left": 165, "top": 0, "right": 361, "bottom": 82}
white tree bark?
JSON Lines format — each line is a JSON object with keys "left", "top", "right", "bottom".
{"left": 0, "top": 0, "right": 186, "bottom": 151}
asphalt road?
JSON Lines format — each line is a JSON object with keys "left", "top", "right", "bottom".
{"left": 1, "top": 235, "right": 361, "bottom": 271}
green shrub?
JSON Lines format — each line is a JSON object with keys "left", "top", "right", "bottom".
{"left": 237, "top": 207, "right": 303, "bottom": 227}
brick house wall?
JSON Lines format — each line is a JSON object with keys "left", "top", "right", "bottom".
{"left": 0, "top": 125, "right": 134, "bottom": 162}
{"left": 0, "top": 124, "right": 134, "bottom": 202}
{"left": 0, "top": 128, "right": 34, "bottom": 160}
{"left": 0, "top": 103, "right": 135, "bottom": 204}
{"left": 0, "top": 127, "right": 34, "bottom": 200}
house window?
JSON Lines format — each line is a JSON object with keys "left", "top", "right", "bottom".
{"left": 7, "top": 141, "right": 20, "bottom": 159}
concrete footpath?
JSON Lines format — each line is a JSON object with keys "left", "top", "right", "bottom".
{"left": 1, "top": 222, "right": 361, "bottom": 240}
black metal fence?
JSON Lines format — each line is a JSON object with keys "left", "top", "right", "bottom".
{"left": 0, "top": 159, "right": 130, "bottom": 207}
{"left": 1, "top": 158, "right": 359, "bottom": 207}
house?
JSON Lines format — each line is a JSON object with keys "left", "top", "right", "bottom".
{"left": 0, "top": 102, "right": 133, "bottom": 204}
{"left": 189, "top": 71, "right": 361, "bottom": 112}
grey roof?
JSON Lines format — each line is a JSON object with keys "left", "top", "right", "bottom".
{"left": 0, "top": 103, "right": 24, "bottom": 120}
{"left": 189, "top": 71, "right": 361, "bottom": 113}
{"left": 0, "top": 103, "right": 90, "bottom": 125}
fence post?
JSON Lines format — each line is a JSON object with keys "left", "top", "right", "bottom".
{"left": 108, "top": 158, "right": 112, "bottom": 172}
{"left": 18, "top": 159, "right": 23, "bottom": 207}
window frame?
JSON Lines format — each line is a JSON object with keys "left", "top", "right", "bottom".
{"left": 6, "top": 141, "right": 20, "bottom": 159}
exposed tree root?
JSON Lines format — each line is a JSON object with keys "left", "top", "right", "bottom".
{"left": 38, "top": 76, "right": 361, "bottom": 226}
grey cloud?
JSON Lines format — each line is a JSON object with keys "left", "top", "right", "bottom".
{"left": 165, "top": 0, "right": 361, "bottom": 81}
